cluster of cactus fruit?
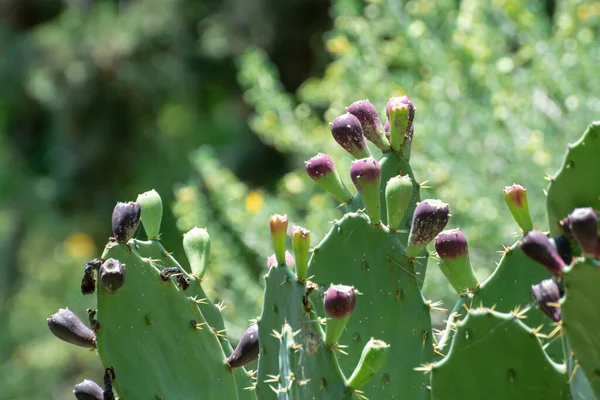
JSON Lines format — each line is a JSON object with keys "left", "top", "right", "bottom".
{"left": 47, "top": 94, "right": 600, "bottom": 400}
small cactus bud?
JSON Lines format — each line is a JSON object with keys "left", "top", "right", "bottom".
{"left": 520, "top": 230, "right": 565, "bottom": 276}
{"left": 387, "top": 96, "right": 415, "bottom": 158}
{"left": 227, "top": 324, "right": 259, "bottom": 368}
{"left": 550, "top": 236, "right": 573, "bottom": 265}
{"left": 503, "top": 184, "right": 533, "bottom": 233}
{"left": 350, "top": 157, "right": 382, "bottom": 224}
{"left": 136, "top": 189, "right": 163, "bottom": 239}
{"left": 183, "top": 227, "right": 211, "bottom": 279}
{"left": 266, "top": 251, "right": 295, "bottom": 269}
{"left": 324, "top": 284, "right": 357, "bottom": 346}
{"left": 99, "top": 258, "right": 125, "bottom": 294}
{"left": 305, "top": 153, "right": 352, "bottom": 202}
{"left": 290, "top": 226, "right": 310, "bottom": 281}
{"left": 347, "top": 338, "right": 390, "bottom": 389}
{"left": 346, "top": 100, "right": 390, "bottom": 151}
{"left": 568, "top": 207, "right": 598, "bottom": 257}
{"left": 406, "top": 199, "right": 450, "bottom": 258}
{"left": 270, "top": 214, "right": 288, "bottom": 265}
{"left": 48, "top": 308, "right": 96, "bottom": 348}
{"left": 111, "top": 202, "right": 141, "bottom": 242}
{"left": 385, "top": 175, "right": 414, "bottom": 229}
{"left": 531, "top": 279, "right": 562, "bottom": 322}
{"left": 74, "top": 379, "right": 104, "bottom": 400}
{"left": 330, "top": 113, "right": 371, "bottom": 159}
{"left": 435, "top": 229, "right": 479, "bottom": 294}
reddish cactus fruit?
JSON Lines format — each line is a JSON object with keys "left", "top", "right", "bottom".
{"left": 305, "top": 153, "right": 352, "bottom": 202}
{"left": 324, "top": 284, "right": 357, "bottom": 319}
{"left": 330, "top": 113, "right": 371, "bottom": 159}
{"left": 406, "top": 199, "right": 450, "bottom": 258}
{"left": 48, "top": 308, "right": 96, "bottom": 348}
{"left": 435, "top": 228, "right": 479, "bottom": 294}
{"left": 503, "top": 184, "right": 534, "bottom": 232}
{"left": 350, "top": 157, "right": 382, "bottom": 224}
{"left": 568, "top": 207, "right": 599, "bottom": 256}
{"left": 111, "top": 202, "right": 141, "bottom": 242}
{"left": 531, "top": 279, "right": 562, "bottom": 322}
{"left": 227, "top": 324, "right": 259, "bottom": 368}
{"left": 346, "top": 100, "right": 390, "bottom": 151}
{"left": 520, "top": 230, "right": 565, "bottom": 276}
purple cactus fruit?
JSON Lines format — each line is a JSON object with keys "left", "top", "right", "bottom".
{"left": 350, "top": 157, "right": 382, "bottom": 224}
{"left": 111, "top": 202, "right": 141, "bottom": 242}
{"left": 568, "top": 207, "right": 598, "bottom": 256}
{"left": 99, "top": 258, "right": 125, "bottom": 294}
{"left": 559, "top": 215, "right": 574, "bottom": 240}
{"left": 503, "top": 184, "right": 533, "bottom": 232}
{"left": 406, "top": 199, "right": 450, "bottom": 258}
{"left": 227, "top": 324, "right": 259, "bottom": 368}
{"left": 386, "top": 96, "right": 415, "bottom": 157}
{"left": 531, "top": 279, "right": 562, "bottom": 322}
{"left": 346, "top": 100, "right": 390, "bottom": 151}
{"left": 305, "top": 153, "right": 352, "bottom": 202}
{"left": 324, "top": 284, "right": 357, "bottom": 319}
{"left": 266, "top": 251, "right": 295, "bottom": 269}
{"left": 48, "top": 308, "right": 96, "bottom": 348}
{"left": 550, "top": 236, "right": 573, "bottom": 265}
{"left": 434, "top": 229, "right": 479, "bottom": 294}
{"left": 74, "top": 379, "right": 104, "bottom": 400}
{"left": 384, "top": 119, "right": 390, "bottom": 133}
{"left": 330, "top": 113, "right": 371, "bottom": 159}
{"left": 520, "top": 230, "right": 565, "bottom": 276}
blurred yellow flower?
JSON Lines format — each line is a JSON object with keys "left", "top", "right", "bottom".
{"left": 64, "top": 233, "right": 96, "bottom": 260}
{"left": 326, "top": 36, "right": 351, "bottom": 55}
{"left": 246, "top": 190, "right": 264, "bottom": 214}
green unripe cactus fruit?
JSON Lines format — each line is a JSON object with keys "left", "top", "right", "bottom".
{"left": 136, "top": 189, "right": 163, "bottom": 239}
{"left": 385, "top": 174, "right": 413, "bottom": 230}
{"left": 347, "top": 338, "right": 390, "bottom": 390}
{"left": 435, "top": 229, "right": 479, "bottom": 295}
{"left": 503, "top": 184, "right": 534, "bottom": 233}
{"left": 387, "top": 96, "right": 415, "bottom": 158}
{"left": 290, "top": 225, "right": 310, "bottom": 280}
{"left": 305, "top": 153, "right": 353, "bottom": 203}
{"left": 269, "top": 214, "right": 288, "bottom": 265}
{"left": 183, "top": 227, "right": 211, "bottom": 279}
{"left": 350, "top": 157, "right": 382, "bottom": 224}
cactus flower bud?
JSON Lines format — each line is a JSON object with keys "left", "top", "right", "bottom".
{"left": 385, "top": 175, "right": 414, "bottom": 229}
{"left": 346, "top": 100, "right": 391, "bottom": 151}
{"left": 74, "top": 379, "right": 104, "bottom": 400}
{"left": 305, "top": 153, "right": 352, "bottom": 202}
{"left": 568, "top": 207, "right": 598, "bottom": 257}
{"left": 435, "top": 229, "right": 479, "bottom": 294}
{"left": 270, "top": 214, "right": 288, "bottom": 265}
{"left": 227, "top": 324, "right": 259, "bottom": 368}
{"left": 324, "top": 284, "right": 357, "bottom": 346}
{"left": 330, "top": 113, "right": 371, "bottom": 159}
{"left": 531, "top": 279, "right": 562, "bottom": 322}
{"left": 99, "top": 258, "right": 125, "bottom": 294}
{"left": 550, "top": 236, "right": 573, "bottom": 265}
{"left": 503, "top": 184, "right": 534, "bottom": 233}
{"left": 111, "top": 202, "right": 141, "bottom": 242}
{"left": 183, "top": 227, "right": 211, "bottom": 279}
{"left": 350, "top": 157, "right": 382, "bottom": 224}
{"left": 136, "top": 189, "right": 163, "bottom": 239}
{"left": 520, "top": 230, "right": 565, "bottom": 276}
{"left": 266, "top": 251, "right": 295, "bottom": 269}
{"left": 347, "top": 338, "right": 390, "bottom": 389}
{"left": 290, "top": 225, "right": 310, "bottom": 281}
{"left": 48, "top": 308, "right": 96, "bottom": 348}
{"left": 406, "top": 199, "right": 450, "bottom": 258}
{"left": 387, "top": 96, "right": 415, "bottom": 158}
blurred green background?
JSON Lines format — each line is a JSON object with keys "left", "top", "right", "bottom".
{"left": 0, "top": 0, "right": 598, "bottom": 398}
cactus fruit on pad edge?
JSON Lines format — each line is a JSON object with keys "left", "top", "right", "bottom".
{"left": 46, "top": 95, "right": 600, "bottom": 400}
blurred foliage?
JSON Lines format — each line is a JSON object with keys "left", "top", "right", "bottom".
{"left": 1, "top": 0, "right": 600, "bottom": 398}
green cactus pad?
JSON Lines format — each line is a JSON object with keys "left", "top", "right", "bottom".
{"left": 98, "top": 241, "right": 241, "bottom": 399}
{"left": 256, "top": 263, "right": 350, "bottom": 399}
{"left": 430, "top": 308, "right": 569, "bottom": 399}
{"left": 547, "top": 122, "right": 600, "bottom": 235}
{"left": 561, "top": 258, "right": 600, "bottom": 397}
{"left": 308, "top": 212, "right": 433, "bottom": 400}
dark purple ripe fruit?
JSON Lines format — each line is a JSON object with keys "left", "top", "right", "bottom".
{"left": 111, "top": 202, "right": 141, "bottom": 242}
{"left": 406, "top": 199, "right": 450, "bottom": 258}
{"left": 568, "top": 207, "right": 598, "bottom": 256}
{"left": 48, "top": 308, "right": 96, "bottom": 348}
{"left": 227, "top": 324, "right": 259, "bottom": 368}
{"left": 99, "top": 258, "right": 125, "bottom": 294}
{"left": 531, "top": 279, "right": 562, "bottom": 322}
{"left": 550, "top": 236, "right": 573, "bottom": 265}
{"left": 73, "top": 379, "right": 104, "bottom": 400}
{"left": 520, "top": 230, "right": 565, "bottom": 276}
{"left": 324, "top": 285, "right": 357, "bottom": 319}
{"left": 330, "top": 113, "right": 371, "bottom": 159}
{"left": 346, "top": 100, "right": 390, "bottom": 151}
